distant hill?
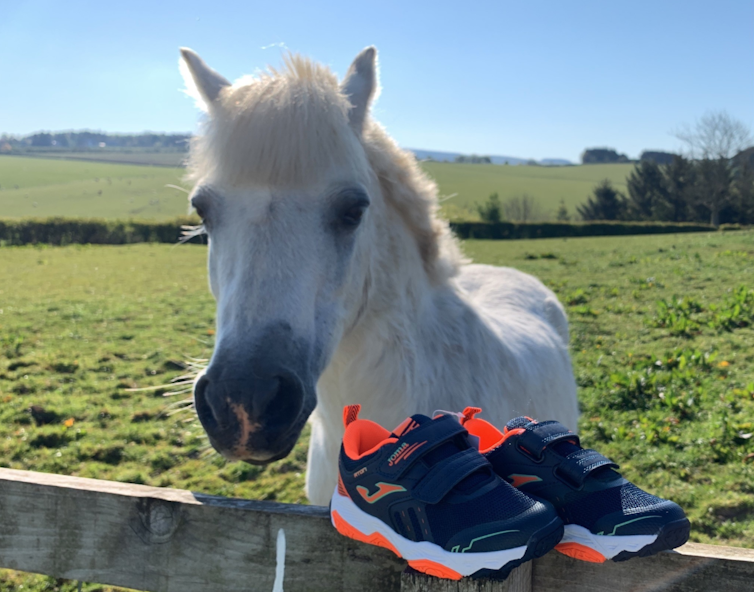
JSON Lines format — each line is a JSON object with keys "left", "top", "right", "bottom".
{"left": 408, "top": 149, "right": 571, "bottom": 166}
{"left": 0, "top": 132, "right": 573, "bottom": 168}
{"left": 540, "top": 158, "right": 572, "bottom": 166}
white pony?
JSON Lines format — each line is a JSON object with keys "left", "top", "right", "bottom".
{"left": 180, "top": 46, "right": 578, "bottom": 506}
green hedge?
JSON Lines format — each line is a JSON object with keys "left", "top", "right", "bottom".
{"left": 449, "top": 220, "right": 720, "bottom": 240}
{"left": 0, "top": 217, "right": 741, "bottom": 246}
{"left": 0, "top": 217, "right": 203, "bottom": 246}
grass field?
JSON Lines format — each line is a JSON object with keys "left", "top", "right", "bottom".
{"left": 0, "top": 155, "right": 633, "bottom": 222}
{"left": 422, "top": 161, "right": 633, "bottom": 220}
{"left": 0, "top": 156, "right": 189, "bottom": 220}
{"left": 1, "top": 231, "right": 753, "bottom": 591}
{"left": 10, "top": 150, "right": 187, "bottom": 167}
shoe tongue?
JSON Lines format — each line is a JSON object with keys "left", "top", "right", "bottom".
{"left": 391, "top": 413, "right": 491, "bottom": 497}
{"left": 389, "top": 414, "right": 432, "bottom": 438}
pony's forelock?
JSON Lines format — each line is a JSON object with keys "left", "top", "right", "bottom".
{"left": 186, "top": 52, "right": 461, "bottom": 283}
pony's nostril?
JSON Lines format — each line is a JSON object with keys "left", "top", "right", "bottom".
{"left": 194, "top": 375, "right": 220, "bottom": 431}
{"left": 252, "top": 373, "right": 304, "bottom": 431}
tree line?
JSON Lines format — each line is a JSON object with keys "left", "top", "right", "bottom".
{"left": 579, "top": 112, "right": 753, "bottom": 226}
{"left": 1, "top": 131, "right": 191, "bottom": 151}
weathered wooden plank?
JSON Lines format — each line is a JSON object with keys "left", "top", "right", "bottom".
{"left": 532, "top": 542, "right": 754, "bottom": 592}
{"left": 0, "top": 468, "right": 403, "bottom": 592}
{"left": 401, "top": 563, "right": 531, "bottom": 592}
{"left": 2, "top": 469, "right": 753, "bottom": 592}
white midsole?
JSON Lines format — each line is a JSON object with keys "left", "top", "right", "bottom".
{"left": 560, "top": 524, "right": 658, "bottom": 559}
{"left": 330, "top": 487, "right": 528, "bottom": 576}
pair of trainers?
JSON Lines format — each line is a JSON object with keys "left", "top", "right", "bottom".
{"left": 330, "top": 405, "right": 690, "bottom": 581}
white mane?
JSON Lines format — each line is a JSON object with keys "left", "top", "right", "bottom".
{"left": 187, "top": 53, "right": 463, "bottom": 284}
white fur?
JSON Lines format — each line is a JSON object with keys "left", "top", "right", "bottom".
{"left": 180, "top": 47, "right": 578, "bottom": 506}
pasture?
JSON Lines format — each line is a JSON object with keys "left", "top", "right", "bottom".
{"left": 0, "top": 157, "right": 189, "bottom": 220}
{"left": 422, "top": 161, "right": 633, "bottom": 220}
{"left": 0, "top": 232, "right": 752, "bottom": 590}
{"left": 0, "top": 156, "right": 633, "bottom": 221}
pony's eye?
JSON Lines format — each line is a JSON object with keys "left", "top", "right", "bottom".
{"left": 341, "top": 204, "right": 367, "bottom": 228}
{"left": 191, "top": 201, "right": 208, "bottom": 221}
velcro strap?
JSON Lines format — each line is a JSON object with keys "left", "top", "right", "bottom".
{"left": 557, "top": 449, "right": 618, "bottom": 487}
{"left": 413, "top": 448, "right": 490, "bottom": 504}
{"left": 381, "top": 415, "right": 468, "bottom": 478}
{"left": 517, "top": 421, "right": 579, "bottom": 460}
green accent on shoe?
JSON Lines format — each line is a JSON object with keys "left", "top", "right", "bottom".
{"left": 597, "top": 515, "right": 662, "bottom": 536}
{"left": 451, "top": 530, "right": 520, "bottom": 553}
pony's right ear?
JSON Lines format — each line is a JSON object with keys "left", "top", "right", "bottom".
{"left": 179, "top": 48, "right": 231, "bottom": 112}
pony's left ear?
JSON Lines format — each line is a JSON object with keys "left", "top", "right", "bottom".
{"left": 179, "top": 47, "right": 231, "bottom": 113}
{"left": 341, "top": 47, "right": 379, "bottom": 132}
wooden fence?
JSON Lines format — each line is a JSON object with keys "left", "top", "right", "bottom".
{"left": 0, "top": 468, "right": 752, "bottom": 592}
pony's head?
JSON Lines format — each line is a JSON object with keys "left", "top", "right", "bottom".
{"left": 181, "top": 47, "right": 382, "bottom": 464}
{"left": 180, "top": 46, "right": 459, "bottom": 465}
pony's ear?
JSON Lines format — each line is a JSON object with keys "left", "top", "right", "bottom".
{"left": 341, "top": 47, "right": 379, "bottom": 132}
{"left": 179, "top": 47, "right": 231, "bottom": 112}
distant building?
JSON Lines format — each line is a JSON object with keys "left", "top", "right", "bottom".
{"left": 640, "top": 151, "right": 677, "bottom": 165}
{"left": 581, "top": 148, "right": 629, "bottom": 164}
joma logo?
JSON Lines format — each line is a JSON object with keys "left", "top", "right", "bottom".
{"left": 388, "top": 441, "right": 427, "bottom": 466}
{"left": 388, "top": 443, "right": 409, "bottom": 465}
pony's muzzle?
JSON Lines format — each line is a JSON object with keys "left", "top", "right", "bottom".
{"left": 193, "top": 369, "right": 306, "bottom": 464}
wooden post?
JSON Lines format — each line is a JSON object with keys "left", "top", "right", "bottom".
{"left": 401, "top": 563, "right": 531, "bottom": 592}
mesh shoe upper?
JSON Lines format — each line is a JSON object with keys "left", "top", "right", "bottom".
{"left": 461, "top": 409, "right": 687, "bottom": 537}
{"left": 337, "top": 405, "right": 560, "bottom": 552}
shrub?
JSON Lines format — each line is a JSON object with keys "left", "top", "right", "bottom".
{"left": 0, "top": 217, "right": 202, "bottom": 246}
{"left": 450, "top": 220, "right": 716, "bottom": 240}
{"left": 476, "top": 193, "right": 502, "bottom": 223}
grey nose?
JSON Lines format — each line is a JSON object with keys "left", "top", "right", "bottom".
{"left": 193, "top": 368, "right": 305, "bottom": 459}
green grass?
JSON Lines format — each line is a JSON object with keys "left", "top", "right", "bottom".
{"left": 1, "top": 233, "right": 753, "bottom": 590}
{"left": 0, "top": 157, "right": 189, "bottom": 220}
{"left": 13, "top": 151, "right": 187, "bottom": 167}
{"left": 422, "top": 161, "right": 633, "bottom": 220}
{"left": 0, "top": 156, "right": 633, "bottom": 221}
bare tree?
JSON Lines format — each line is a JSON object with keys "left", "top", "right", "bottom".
{"left": 673, "top": 112, "right": 753, "bottom": 226}
{"left": 673, "top": 111, "right": 752, "bottom": 160}
{"left": 503, "top": 194, "right": 542, "bottom": 222}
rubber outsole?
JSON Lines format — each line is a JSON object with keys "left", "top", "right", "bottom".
{"left": 555, "top": 518, "right": 691, "bottom": 563}
{"left": 469, "top": 516, "right": 564, "bottom": 581}
{"left": 612, "top": 518, "right": 691, "bottom": 562}
{"left": 406, "top": 518, "right": 564, "bottom": 582}
{"left": 330, "top": 487, "right": 545, "bottom": 580}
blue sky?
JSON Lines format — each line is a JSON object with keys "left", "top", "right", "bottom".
{"left": 1, "top": 0, "right": 752, "bottom": 162}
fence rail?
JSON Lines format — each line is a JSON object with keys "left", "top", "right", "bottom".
{"left": 0, "top": 468, "right": 752, "bottom": 592}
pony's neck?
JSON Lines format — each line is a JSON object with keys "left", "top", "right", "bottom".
{"left": 318, "top": 144, "right": 462, "bottom": 428}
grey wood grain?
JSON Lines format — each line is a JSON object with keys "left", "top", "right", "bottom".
{"left": 0, "top": 468, "right": 402, "bottom": 592}
{"left": 532, "top": 542, "right": 754, "bottom": 592}
{"left": 400, "top": 563, "right": 531, "bottom": 592}
{"left": 1, "top": 469, "right": 752, "bottom": 592}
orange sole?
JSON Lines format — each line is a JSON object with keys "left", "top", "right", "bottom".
{"left": 407, "top": 559, "right": 463, "bottom": 581}
{"left": 555, "top": 542, "right": 607, "bottom": 563}
{"left": 331, "top": 510, "right": 464, "bottom": 580}
{"left": 331, "top": 510, "right": 401, "bottom": 556}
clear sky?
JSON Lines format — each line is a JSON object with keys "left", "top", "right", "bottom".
{"left": 1, "top": 0, "right": 752, "bottom": 162}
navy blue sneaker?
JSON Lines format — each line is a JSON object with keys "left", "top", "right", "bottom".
{"left": 330, "top": 405, "right": 564, "bottom": 580}
{"left": 461, "top": 407, "right": 690, "bottom": 563}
